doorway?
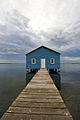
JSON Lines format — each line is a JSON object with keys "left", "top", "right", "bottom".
{"left": 41, "top": 59, "right": 46, "bottom": 68}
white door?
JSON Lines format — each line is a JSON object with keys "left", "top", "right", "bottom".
{"left": 41, "top": 59, "right": 46, "bottom": 68}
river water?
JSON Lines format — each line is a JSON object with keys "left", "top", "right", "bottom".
{"left": 0, "top": 63, "right": 80, "bottom": 120}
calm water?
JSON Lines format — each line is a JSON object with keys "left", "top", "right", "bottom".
{"left": 60, "top": 64, "right": 80, "bottom": 120}
{"left": 0, "top": 63, "right": 80, "bottom": 120}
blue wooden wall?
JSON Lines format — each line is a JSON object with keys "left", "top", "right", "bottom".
{"left": 26, "top": 47, "right": 60, "bottom": 69}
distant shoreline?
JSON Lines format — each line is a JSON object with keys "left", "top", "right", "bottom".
{"left": 61, "top": 63, "right": 80, "bottom": 64}
{"left": 0, "top": 63, "right": 80, "bottom": 64}
{"left": 0, "top": 63, "right": 25, "bottom": 64}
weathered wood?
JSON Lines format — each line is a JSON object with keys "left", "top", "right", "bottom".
{"left": 18, "top": 94, "right": 62, "bottom": 98}
{"left": 12, "top": 101, "right": 66, "bottom": 108}
{"left": 21, "top": 92, "right": 60, "bottom": 95}
{"left": 23, "top": 89, "right": 58, "bottom": 92}
{"left": 7, "top": 107, "right": 70, "bottom": 115}
{"left": 1, "top": 113, "right": 73, "bottom": 120}
{"left": 0, "top": 69, "right": 73, "bottom": 120}
{"left": 15, "top": 97, "right": 63, "bottom": 102}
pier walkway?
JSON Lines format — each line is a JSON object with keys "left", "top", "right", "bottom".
{"left": 0, "top": 69, "right": 73, "bottom": 120}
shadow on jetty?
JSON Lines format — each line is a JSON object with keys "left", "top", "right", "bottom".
{"left": 50, "top": 72, "right": 61, "bottom": 90}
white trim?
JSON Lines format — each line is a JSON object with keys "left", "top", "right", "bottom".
{"left": 50, "top": 58, "right": 55, "bottom": 64}
{"left": 32, "top": 58, "right": 36, "bottom": 64}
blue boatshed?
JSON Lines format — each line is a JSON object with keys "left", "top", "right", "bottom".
{"left": 26, "top": 46, "right": 60, "bottom": 72}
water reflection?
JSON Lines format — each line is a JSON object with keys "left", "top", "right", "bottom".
{"left": 50, "top": 73, "right": 61, "bottom": 90}
{"left": 26, "top": 71, "right": 36, "bottom": 85}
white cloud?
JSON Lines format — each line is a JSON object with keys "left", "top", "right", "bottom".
{"left": 0, "top": 0, "right": 80, "bottom": 31}
{"left": 0, "top": 0, "right": 80, "bottom": 62}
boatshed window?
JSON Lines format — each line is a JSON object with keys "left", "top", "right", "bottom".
{"left": 32, "top": 58, "right": 36, "bottom": 64}
{"left": 50, "top": 58, "right": 55, "bottom": 64}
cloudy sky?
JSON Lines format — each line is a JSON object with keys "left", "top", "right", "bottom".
{"left": 0, "top": 0, "right": 80, "bottom": 63}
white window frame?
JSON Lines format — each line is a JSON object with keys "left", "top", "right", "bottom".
{"left": 50, "top": 58, "right": 55, "bottom": 64}
{"left": 32, "top": 58, "right": 36, "bottom": 64}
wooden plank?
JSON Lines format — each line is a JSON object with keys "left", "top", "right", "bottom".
{"left": 22, "top": 90, "right": 58, "bottom": 93}
{"left": 21, "top": 92, "right": 60, "bottom": 96}
{"left": 23, "top": 88, "right": 58, "bottom": 91}
{"left": 7, "top": 107, "right": 70, "bottom": 116}
{"left": 15, "top": 98, "right": 63, "bottom": 102}
{"left": 12, "top": 101, "right": 66, "bottom": 109}
{"left": 18, "top": 94, "right": 62, "bottom": 99}
{"left": 26, "top": 85, "right": 56, "bottom": 89}
{"left": 1, "top": 113, "right": 73, "bottom": 120}
{"left": 24, "top": 86, "right": 57, "bottom": 89}
{"left": 12, "top": 101, "right": 66, "bottom": 108}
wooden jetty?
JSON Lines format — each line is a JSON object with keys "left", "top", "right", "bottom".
{"left": 0, "top": 69, "right": 73, "bottom": 120}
